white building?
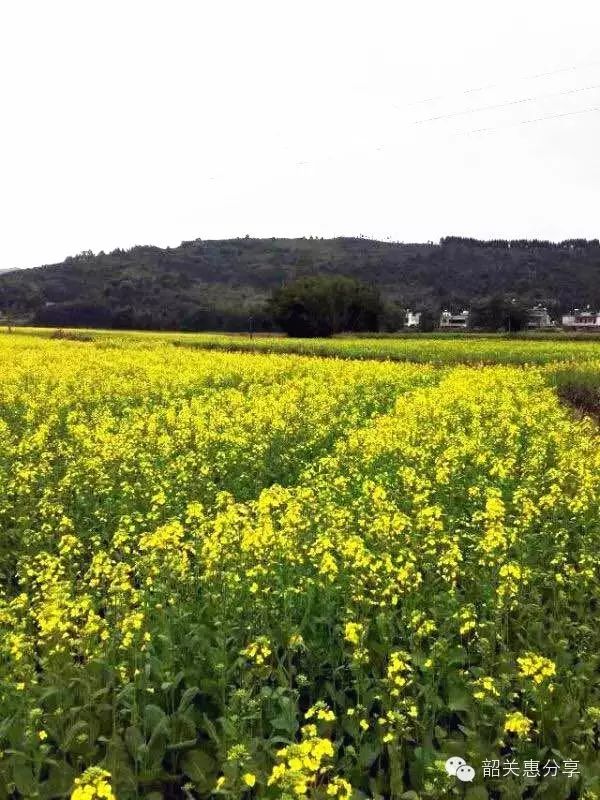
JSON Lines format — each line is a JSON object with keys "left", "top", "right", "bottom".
{"left": 405, "top": 310, "right": 421, "bottom": 327}
{"left": 562, "top": 309, "right": 600, "bottom": 329}
{"left": 439, "top": 309, "right": 469, "bottom": 329}
{"left": 527, "top": 305, "right": 553, "bottom": 328}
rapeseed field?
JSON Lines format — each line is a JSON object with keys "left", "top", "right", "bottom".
{"left": 18, "top": 327, "right": 600, "bottom": 366}
{"left": 1, "top": 333, "right": 600, "bottom": 800}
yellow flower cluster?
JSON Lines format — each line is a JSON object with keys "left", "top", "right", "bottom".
{"left": 240, "top": 636, "right": 272, "bottom": 666}
{"left": 473, "top": 675, "right": 500, "bottom": 701}
{"left": 305, "top": 702, "right": 336, "bottom": 722}
{"left": 70, "top": 768, "right": 115, "bottom": 800}
{"left": 497, "top": 562, "right": 531, "bottom": 607}
{"left": 326, "top": 777, "right": 353, "bottom": 797}
{"left": 268, "top": 733, "right": 335, "bottom": 796}
{"left": 343, "top": 621, "right": 364, "bottom": 646}
{"left": 457, "top": 605, "right": 477, "bottom": 636}
{"left": 386, "top": 651, "right": 412, "bottom": 698}
{"left": 504, "top": 711, "right": 533, "bottom": 738}
{"left": 517, "top": 652, "right": 557, "bottom": 685}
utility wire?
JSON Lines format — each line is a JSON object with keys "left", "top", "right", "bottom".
{"left": 414, "top": 83, "right": 600, "bottom": 124}
{"left": 202, "top": 63, "right": 600, "bottom": 180}
{"left": 204, "top": 103, "right": 600, "bottom": 179}
{"left": 463, "top": 104, "right": 600, "bottom": 135}
{"left": 404, "top": 58, "right": 600, "bottom": 107}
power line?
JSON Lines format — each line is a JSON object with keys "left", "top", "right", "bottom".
{"left": 463, "top": 104, "right": 600, "bottom": 135}
{"left": 201, "top": 62, "right": 600, "bottom": 181}
{"left": 203, "top": 103, "right": 600, "bottom": 180}
{"left": 414, "top": 82, "right": 600, "bottom": 124}
{"left": 402, "top": 58, "right": 600, "bottom": 108}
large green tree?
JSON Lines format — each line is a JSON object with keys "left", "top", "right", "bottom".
{"left": 470, "top": 294, "right": 529, "bottom": 332}
{"left": 269, "top": 276, "right": 382, "bottom": 337}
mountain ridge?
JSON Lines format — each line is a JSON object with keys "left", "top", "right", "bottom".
{"left": 1, "top": 236, "right": 599, "bottom": 330}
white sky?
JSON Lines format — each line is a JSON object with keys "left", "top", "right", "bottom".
{"left": 1, "top": 0, "right": 599, "bottom": 270}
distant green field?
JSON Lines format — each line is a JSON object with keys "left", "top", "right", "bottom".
{"left": 9, "top": 326, "right": 600, "bottom": 365}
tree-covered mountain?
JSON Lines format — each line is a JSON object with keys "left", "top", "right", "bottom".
{"left": 1, "top": 235, "right": 600, "bottom": 331}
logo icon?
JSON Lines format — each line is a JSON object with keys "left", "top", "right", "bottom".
{"left": 445, "top": 757, "right": 466, "bottom": 776}
{"left": 445, "top": 756, "right": 475, "bottom": 782}
{"left": 456, "top": 765, "right": 475, "bottom": 782}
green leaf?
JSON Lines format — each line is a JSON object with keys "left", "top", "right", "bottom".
{"left": 39, "top": 763, "right": 76, "bottom": 799}
{"left": 447, "top": 690, "right": 471, "bottom": 712}
{"left": 178, "top": 687, "right": 200, "bottom": 714}
{"left": 62, "top": 720, "right": 90, "bottom": 752}
{"left": 181, "top": 749, "right": 216, "bottom": 789}
{"left": 173, "top": 671, "right": 186, "bottom": 688}
{"left": 39, "top": 687, "right": 61, "bottom": 704}
{"left": 269, "top": 735, "right": 294, "bottom": 746}
{"left": 124, "top": 726, "right": 145, "bottom": 760}
{"left": 170, "top": 713, "right": 196, "bottom": 744}
{"left": 147, "top": 722, "right": 170, "bottom": 770}
{"left": 270, "top": 714, "right": 299, "bottom": 736}
{"left": 269, "top": 699, "right": 299, "bottom": 737}
{"left": 358, "top": 742, "right": 381, "bottom": 768}
{"left": 12, "top": 761, "right": 37, "bottom": 796}
{"left": 144, "top": 704, "right": 167, "bottom": 735}
{"left": 103, "top": 734, "right": 138, "bottom": 793}
{"left": 166, "top": 738, "right": 197, "bottom": 753}
{"left": 201, "top": 714, "right": 220, "bottom": 746}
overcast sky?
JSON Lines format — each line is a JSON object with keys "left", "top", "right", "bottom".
{"left": 1, "top": 1, "right": 599, "bottom": 270}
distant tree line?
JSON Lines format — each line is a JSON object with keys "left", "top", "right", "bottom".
{"left": 23, "top": 285, "right": 545, "bottom": 336}
{"left": 2, "top": 235, "right": 600, "bottom": 333}
{"left": 441, "top": 236, "right": 600, "bottom": 250}
{"left": 32, "top": 302, "right": 275, "bottom": 333}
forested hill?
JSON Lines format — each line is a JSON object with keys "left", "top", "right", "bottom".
{"left": 1, "top": 236, "right": 600, "bottom": 331}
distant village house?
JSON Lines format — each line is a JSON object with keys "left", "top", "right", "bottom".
{"left": 439, "top": 309, "right": 469, "bottom": 329}
{"left": 401, "top": 304, "right": 600, "bottom": 332}
{"left": 527, "top": 305, "right": 553, "bottom": 329}
{"left": 562, "top": 309, "right": 600, "bottom": 329}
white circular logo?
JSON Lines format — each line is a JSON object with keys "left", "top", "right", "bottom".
{"left": 445, "top": 757, "right": 466, "bottom": 776}
{"left": 456, "top": 764, "right": 476, "bottom": 782}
